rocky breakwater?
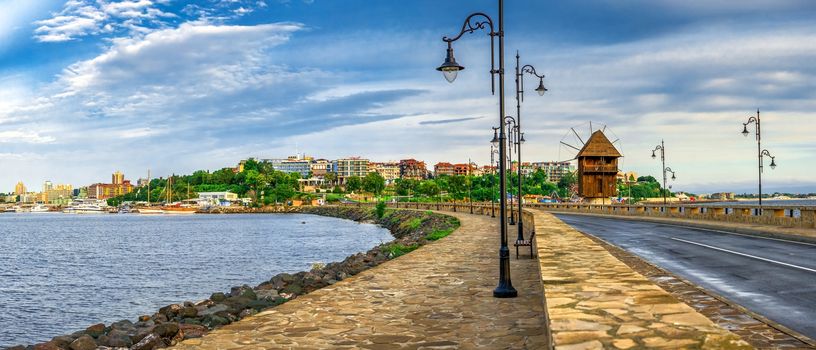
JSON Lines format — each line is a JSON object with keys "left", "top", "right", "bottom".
{"left": 7, "top": 206, "right": 459, "bottom": 350}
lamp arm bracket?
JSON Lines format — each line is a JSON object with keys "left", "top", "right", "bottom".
{"left": 521, "top": 65, "right": 545, "bottom": 79}
{"left": 442, "top": 13, "right": 495, "bottom": 43}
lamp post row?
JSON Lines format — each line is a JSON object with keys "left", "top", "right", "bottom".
{"left": 437, "top": 0, "right": 547, "bottom": 298}
{"left": 742, "top": 110, "right": 776, "bottom": 209}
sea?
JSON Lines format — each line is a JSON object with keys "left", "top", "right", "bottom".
{"left": 0, "top": 213, "right": 392, "bottom": 347}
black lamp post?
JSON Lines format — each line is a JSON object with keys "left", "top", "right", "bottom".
{"left": 490, "top": 135, "right": 499, "bottom": 218}
{"left": 651, "top": 140, "right": 676, "bottom": 206}
{"left": 513, "top": 51, "right": 546, "bottom": 243}
{"left": 504, "top": 115, "right": 518, "bottom": 226}
{"left": 741, "top": 110, "right": 777, "bottom": 208}
{"left": 438, "top": 0, "right": 516, "bottom": 298}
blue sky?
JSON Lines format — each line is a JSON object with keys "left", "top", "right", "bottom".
{"left": 1, "top": 0, "right": 815, "bottom": 194}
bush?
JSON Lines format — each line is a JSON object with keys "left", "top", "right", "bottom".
{"left": 381, "top": 243, "right": 420, "bottom": 258}
{"left": 425, "top": 228, "right": 455, "bottom": 241}
{"left": 405, "top": 218, "right": 422, "bottom": 230}
{"left": 375, "top": 201, "right": 387, "bottom": 218}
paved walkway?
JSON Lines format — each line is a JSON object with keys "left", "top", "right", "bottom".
{"left": 532, "top": 210, "right": 753, "bottom": 350}
{"left": 172, "top": 212, "right": 548, "bottom": 349}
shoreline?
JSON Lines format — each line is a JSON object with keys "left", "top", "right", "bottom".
{"left": 5, "top": 206, "right": 460, "bottom": 350}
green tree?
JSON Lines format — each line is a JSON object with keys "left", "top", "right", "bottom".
{"left": 363, "top": 172, "right": 386, "bottom": 196}
{"left": 346, "top": 176, "right": 362, "bottom": 193}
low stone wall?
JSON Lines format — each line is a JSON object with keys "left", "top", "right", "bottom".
{"left": 8, "top": 207, "right": 460, "bottom": 350}
{"left": 526, "top": 202, "right": 816, "bottom": 229}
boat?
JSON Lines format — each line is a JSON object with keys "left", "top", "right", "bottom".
{"left": 63, "top": 199, "right": 108, "bottom": 214}
{"left": 30, "top": 204, "right": 51, "bottom": 213}
{"left": 14, "top": 206, "right": 30, "bottom": 213}
{"left": 160, "top": 204, "right": 198, "bottom": 214}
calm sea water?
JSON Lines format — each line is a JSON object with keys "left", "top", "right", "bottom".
{"left": 0, "top": 213, "right": 392, "bottom": 347}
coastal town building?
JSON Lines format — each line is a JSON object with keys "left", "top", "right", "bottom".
{"left": 14, "top": 181, "right": 26, "bottom": 195}
{"left": 310, "top": 159, "right": 332, "bottom": 177}
{"left": 87, "top": 172, "right": 134, "bottom": 200}
{"left": 400, "top": 159, "right": 428, "bottom": 180}
{"left": 709, "top": 192, "right": 736, "bottom": 200}
{"left": 532, "top": 161, "right": 576, "bottom": 183}
{"left": 334, "top": 157, "right": 370, "bottom": 183}
{"left": 267, "top": 158, "right": 312, "bottom": 177}
{"left": 40, "top": 181, "right": 73, "bottom": 204}
{"left": 434, "top": 162, "right": 455, "bottom": 177}
{"left": 370, "top": 162, "right": 400, "bottom": 183}
{"left": 617, "top": 171, "right": 638, "bottom": 184}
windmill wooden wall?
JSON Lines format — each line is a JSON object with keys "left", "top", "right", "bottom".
{"left": 576, "top": 130, "right": 621, "bottom": 200}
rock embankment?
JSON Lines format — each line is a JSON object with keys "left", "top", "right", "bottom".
{"left": 7, "top": 207, "right": 459, "bottom": 350}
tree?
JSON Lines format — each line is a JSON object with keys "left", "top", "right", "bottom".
{"left": 324, "top": 172, "right": 337, "bottom": 187}
{"left": 637, "top": 175, "right": 658, "bottom": 184}
{"left": 346, "top": 176, "right": 362, "bottom": 193}
{"left": 363, "top": 172, "right": 386, "bottom": 196}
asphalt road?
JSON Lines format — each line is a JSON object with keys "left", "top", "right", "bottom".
{"left": 553, "top": 213, "right": 816, "bottom": 340}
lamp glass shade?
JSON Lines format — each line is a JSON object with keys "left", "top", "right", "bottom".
{"left": 519, "top": 133, "right": 526, "bottom": 143}
{"left": 437, "top": 46, "right": 464, "bottom": 83}
{"left": 742, "top": 125, "right": 749, "bottom": 137}
{"left": 490, "top": 130, "right": 499, "bottom": 147}
{"left": 535, "top": 79, "right": 547, "bottom": 96}
{"left": 770, "top": 159, "right": 777, "bottom": 169}
{"left": 671, "top": 174, "right": 676, "bottom": 180}
{"left": 651, "top": 151, "right": 656, "bottom": 159}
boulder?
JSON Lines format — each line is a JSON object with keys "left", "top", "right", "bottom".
{"left": 51, "top": 335, "right": 76, "bottom": 348}
{"left": 69, "top": 335, "right": 97, "bottom": 350}
{"left": 104, "top": 330, "right": 133, "bottom": 348}
{"left": 131, "top": 333, "right": 162, "bottom": 350}
{"left": 158, "top": 304, "right": 182, "bottom": 317}
{"left": 201, "top": 314, "right": 230, "bottom": 328}
{"left": 198, "top": 304, "right": 229, "bottom": 316}
{"left": 209, "top": 292, "right": 227, "bottom": 302}
{"left": 179, "top": 324, "right": 208, "bottom": 339}
{"left": 84, "top": 323, "right": 106, "bottom": 338}
{"left": 255, "top": 289, "right": 279, "bottom": 300}
{"left": 153, "top": 322, "right": 179, "bottom": 338}
{"left": 138, "top": 315, "right": 151, "bottom": 322}
{"left": 179, "top": 306, "right": 198, "bottom": 318}
{"left": 32, "top": 342, "right": 61, "bottom": 350}
{"left": 229, "top": 285, "right": 256, "bottom": 300}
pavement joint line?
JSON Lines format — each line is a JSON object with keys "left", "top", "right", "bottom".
{"left": 670, "top": 237, "right": 816, "bottom": 273}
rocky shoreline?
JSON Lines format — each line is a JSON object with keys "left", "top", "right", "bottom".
{"left": 5, "top": 206, "right": 459, "bottom": 350}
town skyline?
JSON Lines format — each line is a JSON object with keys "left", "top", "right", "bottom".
{"left": 2, "top": 1, "right": 815, "bottom": 194}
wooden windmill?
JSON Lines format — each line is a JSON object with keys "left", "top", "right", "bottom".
{"left": 576, "top": 130, "right": 622, "bottom": 204}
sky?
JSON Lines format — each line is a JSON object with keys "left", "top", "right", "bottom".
{"left": 0, "top": 0, "right": 815, "bottom": 195}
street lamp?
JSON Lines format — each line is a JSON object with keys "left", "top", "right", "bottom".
{"left": 513, "top": 51, "right": 546, "bottom": 243}
{"left": 504, "top": 115, "right": 518, "bottom": 226}
{"left": 490, "top": 142, "right": 499, "bottom": 218}
{"left": 439, "top": 1, "right": 517, "bottom": 298}
{"left": 651, "top": 140, "right": 676, "bottom": 206}
{"left": 741, "top": 110, "right": 777, "bottom": 208}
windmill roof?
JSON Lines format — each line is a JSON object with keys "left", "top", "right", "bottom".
{"left": 577, "top": 130, "right": 622, "bottom": 158}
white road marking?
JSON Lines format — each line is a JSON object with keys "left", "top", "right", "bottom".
{"left": 670, "top": 237, "right": 816, "bottom": 274}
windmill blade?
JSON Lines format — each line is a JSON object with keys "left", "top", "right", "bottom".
{"left": 571, "top": 128, "right": 585, "bottom": 145}
{"left": 602, "top": 125, "right": 607, "bottom": 133}
{"left": 611, "top": 138, "right": 620, "bottom": 144}
{"left": 589, "top": 121, "right": 593, "bottom": 135}
{"left": 560, "top": 141, "right": 581, "bottom": 151}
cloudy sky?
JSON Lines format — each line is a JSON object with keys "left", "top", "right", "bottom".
{"left": 1, "top": 0, "right": 814, "bottom": 194}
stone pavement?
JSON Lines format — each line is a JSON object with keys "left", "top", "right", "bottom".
{"left": 171, "top": 212, "right": 548, "bottom": 349}
{"left": 532, "top": 209, "right": 753, "bottom": 350}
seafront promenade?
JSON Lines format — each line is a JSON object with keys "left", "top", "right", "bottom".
{"left": 172, "top": 211, "right": 549, "bottom": 349}
{"left": 170, "top": 208, "right": 764, "bottom": 350}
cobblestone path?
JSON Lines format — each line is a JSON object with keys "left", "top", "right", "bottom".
{"left": 172, "top": 212, "right": 548, "bottom": 349}
{"left": 532, "top": 210, "right": 753, "bottom": 350}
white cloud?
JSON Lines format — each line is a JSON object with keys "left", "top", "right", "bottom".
{"left": 0, "top": 130, "right": 56, "bottom": 144}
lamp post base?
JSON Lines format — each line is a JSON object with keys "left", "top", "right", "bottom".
{"left": 493, "top": 246, "right": 517, "bottom": 298}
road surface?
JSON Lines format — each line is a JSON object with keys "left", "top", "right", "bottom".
{"left": 554, "top": 213, "right": 816, "bottom": 340}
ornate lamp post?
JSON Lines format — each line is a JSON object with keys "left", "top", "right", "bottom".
{"left": 513, "top": 51, "right": 546, "bottom": 243}
{"left": 651, "top": 140, "right": 676, "bottom": 206}
{"left": 490, "top": 132, "right": 499, "bottom": 218}
{"left": 438, "top": 0, "right": 517, "bottom": 298}
{"left": 741, "top": 110, "right": 777, "bottom": 208}
{"left": 504, "top": 115, "right": 518, "bottom": 225}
